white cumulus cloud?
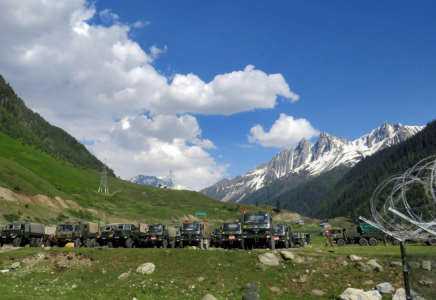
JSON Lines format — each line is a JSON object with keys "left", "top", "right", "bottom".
{"left": 0, "top": 0, "right": 301, "bottom": 190}
{"left": 248, "top": 114, "right": 319, "bottom": 148}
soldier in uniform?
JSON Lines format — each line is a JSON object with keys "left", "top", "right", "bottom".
{"left": 325, "top": 231, "right": 333, "bottom": 247}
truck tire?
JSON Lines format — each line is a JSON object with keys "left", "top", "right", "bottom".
{"left": 427, "top": 238, "right": 436, "bottom": 246}
{"left": 12, "top": 237, "right": 21, "bottom": 247}
{"left": 392, "top": 240, "right": 400, "bottom": 246}
{"left": 369, "top": 238, "right": 378, "bottom": 246}
{"left": 44, "top": 240, "right": 51, "bottom": 247}
{"left": 337, "top": 239, "right": 346, "bottom": 247}
{"left": 35, "top": 238, "right": 41, "bottom": 247}
{"left": 30, "top": 238, "right": 36, "bottom": 247}
{"left": 74, "top": 239, "right": 81, "bottom": 248}
{"left": 359, "top": 238, "right": 368, "bottom": 246}
{"left": 240, "top": 239, "right": 244, "bottom": 250}
{"left": 162, "top": 239, "right": 168, "bottom": 248}
{"left": 108, "top": 241, "right": 114, "bottom": 248}
{"left": 125, "top": 238, "right": 133, "bottom": 248}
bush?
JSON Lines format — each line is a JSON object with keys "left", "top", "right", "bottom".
{"left": 3, "top": 213, "right": 20, "bottom": 223}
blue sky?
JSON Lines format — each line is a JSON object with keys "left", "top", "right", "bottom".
{"left": 0, "top": 1, "right": 435, "bottom": 190}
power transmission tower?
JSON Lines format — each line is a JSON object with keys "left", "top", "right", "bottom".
{"left": 98, "top": 159, "right": 109, "bottom": 194}
{"left": 168, "top": 166, "right": 176, "bottom": 188}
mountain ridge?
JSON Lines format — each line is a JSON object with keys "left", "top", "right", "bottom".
{"left": 200, "top": 122, "right": 425, "bottom": 204}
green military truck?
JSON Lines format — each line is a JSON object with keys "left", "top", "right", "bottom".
{"left": 108, "top": 223, "right": 143, "bottom": 248}
{"left": 241, "top": 212, "right": 275, "bottom": 250}
{"left": 273, "top": 224, "right": 293, "bottom": 249}
{"left": 292, "top": 232, "right": 311, "bottom": 247}
{"left": 212, "top": 228, "right": 223, "bottom": 248}
{"left": 97, "top": 223, "right": 118, "bottom": 246}
{"left": 331, "top": 222, "right": 393, "bottom": 246}
{"left": 144, "top": 224, "right": 177, "bottom": 248}
{"left": 180, "top": 222, "right": 211, "bottom": 249}
{"left": 221, "top": 222, "right": 244, "bottom": 249}
{"left": 43, "top": 226, "right": 57, "bottom": 247}
{"left": 1, "top": 222, "right": 46, "bottom": 247}
{"left": 55, "top": 221, "right": 99, "bottom": 247}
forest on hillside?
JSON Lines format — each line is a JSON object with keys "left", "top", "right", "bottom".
{"left": 0, "top": 75, "right": 115, "bottom": 177}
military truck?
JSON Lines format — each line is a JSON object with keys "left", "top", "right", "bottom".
{"left": 55, "top": 222, "right": 99, "bottom": 247}
{"left": 108, "top": 223, "right": 138, "bottom": 248}
{"left": 174, "top": 226, "right": 181, "bottom": 248}
{"left": 180, "top": 222, "right": 211, "bottom": 249}
{"left": 144, "top": 224, "right": 177, "bottom": 248}
{"left": 331, "top": 222, "right": 390, "bottom": 246}
{"left": 293, "top": 232, "right": 311, "bottom": 247}
{"left": 43, "top": 226, "right": 57, "bottom": 247}
{"left": 241, "top": 212, "right": 275, "bottom": 250}
{"left": 212, "top": 228, "right": 223, "bottom": 248}
{"left": 1, "top": 222, "right": 46, "bottom": 247}
{"left": 273, "top": 225, "right": 293, "bottom": 249}
{"left": 221, "top": 222, "right": 244, "bottom": 249}
{"left": 97, "top": 223, "right": 118, "bottom": 246}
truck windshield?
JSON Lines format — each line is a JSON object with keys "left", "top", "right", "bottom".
{"left": 182, "top": 223, "right": 200, "bottom": 231}
{"left": 222, "top": 223, "right": 241, "bottom": 231}
{"left": 149, "top": 225, "right": 163, "bottom": 232}
{"left": 117, "top": 224, "right": 132, "bottom": 230}
{"left": 243, "top": 213, "right": 269, "bottom": 224}
{"left": 104, "top": 226, "right": 114, "bottom": 231}
{"left": 8, "top": 224, "right": 21, "bottom": 230}
{"left": 57, "top": 225, "right": 75, "bottom": 232}
{"left": 274, "top": 225, "right": 285, "bottom": 234}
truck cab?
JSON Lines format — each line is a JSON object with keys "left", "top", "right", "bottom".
{"left": 221, "top": 222, "right": 243, "bottom": 249}
{"left": 273, "top": 225, "right": 292, "bottom": 248}
{"left": 110, "top": 223, "right": 138, "bottom": 248}
{"left": 241, "top": 212, "right": 274, "bottom": 250}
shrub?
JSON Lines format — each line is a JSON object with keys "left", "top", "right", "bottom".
{"left": 3, "top": 213, "right": 20, "bottom": 223}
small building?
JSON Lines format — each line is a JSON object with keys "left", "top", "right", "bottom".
{"left": 296, "top": 219, "right": 305, "bottom": 225}
{"left": 319, "top": 222, "right": 331, "bottom": 228}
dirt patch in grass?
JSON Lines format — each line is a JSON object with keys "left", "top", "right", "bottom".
{"left": 20, "top": 251, "right": 94, "bottom": 271}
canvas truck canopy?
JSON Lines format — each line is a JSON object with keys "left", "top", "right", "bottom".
{"left": 45, "top": 226, "right": 56, "bottom": 235}
{"left": 87, "top": 222, "right": 99, "bottom": 233}
{"left": 167, "top": 226, "right": 177, "bottom": 238}
{"left": 139, "top": 223, "right": 149, "bottom": 233}
{"left": 26, "top": 222, "right": 45, "bottom": 235}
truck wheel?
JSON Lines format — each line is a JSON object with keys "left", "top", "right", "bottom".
{"left": 108, "top": 241, "right": 113, "bottom": 248}
{"left": 359, "top": 238, "right": 368, "bottom": 246}
{"left": 125, "top": 238, "right": 133, "bottom": 248}
{"left": 44, "top": 240, "right": 51, "bottom": 247}
{"left": 337, "top": 239, "right": 346, "bottom": 247}
{"left": 12, "top": 238, "right": 21, "bottom": 247}
{"left": 240, "top": 239, "right": 244, "bottom": 250}
{"left": 74, "top": 239, "right": 81, "bottom": 248}
{"left": 427, "top": 238, "right": 436, "bottom": 246}
{"left": 369, "top": 238, "right": 378, "bottom": 246}
{"left": 392, "top": 240, "right": 400, "bottom": 246}
{"left": 30, "top": 238, "right": 36, "bottom": 247}
{"left": 162, "top": 239, "right": 168, "bottom": 248}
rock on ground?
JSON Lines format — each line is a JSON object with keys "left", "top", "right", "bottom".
{"left": 348, "top": 254, "right": 363, "bottom": 262}
{"left": 241, "top": 283, "right": 259, "bottom": 292}
{"left": 258, "top": 253, "right": 280, "bottom": 266}
{"left": 136, "top": 262, "right": 155, "bottom": 275}
{"left": 243, "top": 292, "right": 260, "bottom": 300}
{"left": 367, "top": 259, "right": 383, "bottom": 271}
{"left": 202, "top": 294, "right": 218, "bottom": 300}
{"left": 339, "top": 288, "right": 380, "bottom": 300}
{"left": 280, "top": 251, "right": 295, "bottom": 260}
{"left": 375, "top": 282, "right": 395, "bottom": 294}
{"left": 118, "top": 272, "right": 130, "bottom": 280}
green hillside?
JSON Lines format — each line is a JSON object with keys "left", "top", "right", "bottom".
{"left": 0, "top": 129, "right": 253, "bottom": 225}
{"left": 0, "top": 75, "right": 114, "bottom": 177}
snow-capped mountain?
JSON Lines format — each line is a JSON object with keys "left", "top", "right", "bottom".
{"left": 200, "top": 122, "right": 424, "bottom": 203}
{"left": 129, "top": 175, "right": 188, "bottom": 190}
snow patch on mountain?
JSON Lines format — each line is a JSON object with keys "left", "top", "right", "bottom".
{"left": 129, "top": 174, "right": 188, "bottom": 190}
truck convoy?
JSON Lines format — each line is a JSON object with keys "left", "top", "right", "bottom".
{"left": 330, "top": 222, "right": 393, "bottom": 246}
{"left": 180, "top": 222, "right": 211, "bottom": 249}
{"left": 241, "top": 212, "right": 275, "bottom": 250}
{"left": 144, "top": 224, "right": 177, "bottom": 248}
{"left": 221, "top": 222, "right": 244, "bottom": 249}
{"left": 55, "top": 221, "right": 99, "bottom": 248}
